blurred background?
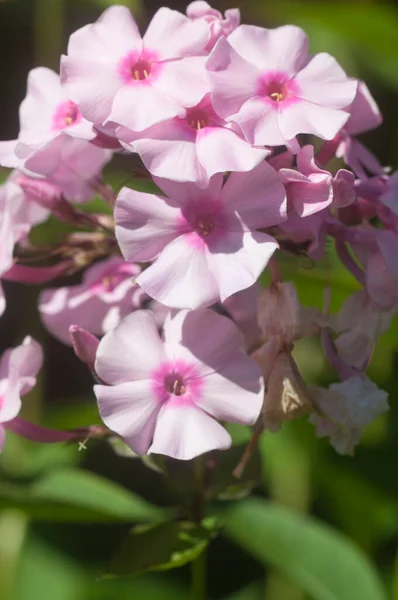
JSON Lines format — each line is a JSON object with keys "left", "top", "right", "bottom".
{"left": 1, "top": 1, "right": 398, "bottom": 599}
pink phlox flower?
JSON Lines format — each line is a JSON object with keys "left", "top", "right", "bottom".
{"left": 61, "top": 5, "right": 210, "bottom": 133}
{"left": 309, "top": 375, "right": 388, "bottom": 455}
{"left": 364, "top": 229, "right": 398, "bottom": 308}
{"left": 377, "top": 171, "right": 398, "bottom": 216}
{"left": 117, "top": 93, "right": 269, "bottom": 187}
{"left": 0, "top": 337, "right": 43, "bottom": 450}
{"left": 331, "top": 290, "right": 396, "bottom": 370}
{"left": 39, "top": 256, "right": 145, "bottom": 345}
{"left": 94, "top": 308, "right": 264, "bottom": 460}
{"left": 222, "top": 284, "right": 261, "bottom": 351}
{"left": 0, "top": 177, "right": 49, "bottom": 316}
{"left": 206, "top": 25, "right": 357, "bottom": 147}
{"left": 186, "top": 1, "right": 240, "bottom": 50}
{"left": 115, "top": 163, "right": 286, "bottom": 309}
{"left": 280, "top": 145, "right": 347, "bottom": 217}
{"left": 18, "top": 67, "right": 95, "bottom": 148}
{"left": 280, "top": 205, "right": 335, "bottom": 261}
{"left": 0, "top": 68, "right": 95, "bottom": 171}
{"left": 336, "top": 81, "right": 383, "bottom": 178}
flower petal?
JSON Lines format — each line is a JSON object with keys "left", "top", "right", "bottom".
{"left": 196, "top": 126, "right": 268, "bottom": 180}
{"left": 110, "top": 85, "right": 180, "bottom": 132}
{"left": 163, "top": 308, "right": 245, "bottom": 374}
{"left": 115, "top": 187, "right": 181, "bottom": 262}
{"left": 221, "top": 161, "right": 286, "bottom": 228}
{"left": 66, "top": 5, "right": 142, "bottom": 61}
{"left": 95, "top": 380, "right": 160, "bottom": 455}
{"left": 295, "top": 53, "right": 357, "bottom": 109}
{"left": 278, "top": 100, "right": 350, "bottom": 141}
{"left": 61, "top": 56, "right": 121, "bottom": 124}
{"left": 144, "top": 7, "right": 209, "bottom": 59}
{"left": 127, "top": 119, "right": 207, "bottom": 185}
{"left": 234, "top": 98, "right": 285, "bottom": 146}
{"left": 197, "top": 353, "right": 263, "bottom": 424}
{"left": 154, "top": 56, "right": 210, "bottom": 107}
{"left": 207, "top": 231, "right": 278, "bottom": 302}
{"left": 95, "top": 310, "right": 166, "bottom": 384}
{"left": 149, "top": 402, "right": 231, "bottom": 460}
{"left": 206, "top": 37, "right": 259, "bottom": 119}
{"left": 137, "top": 235, "right": 219, "bottom": 309}
{"left": 228, "top": 24, "right": 309, "bottom": 74}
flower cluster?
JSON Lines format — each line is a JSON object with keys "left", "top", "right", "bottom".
{"left": 0, "top": 2, "right": 394, "bottom": 462}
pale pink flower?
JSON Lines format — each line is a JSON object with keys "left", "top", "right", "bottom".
{"left": 0, "top": 135, "right": 111, "bottom": 203}
{"left": 309, "top": 376, "right": 388, "bottom": 455}
{"left": 0, "top": 68, "right": 94, "bottom": 171}
{"left": 336, "top": 81, "right": 383, "bottom": 178}
{"left": 39, "top": 256, "right": 145, "bottom": 345}
{"left": 365, "top": 229, "right": 398, "bottom": 308}
{"left": 378, "top": 171, "right": 398, "bottom": 216}
{"left": 186, "top": 1, "right": 240, "bottom": 50}
{"left": 0, "top": 178, "right": 49, "bottom": 316}
{"left": 117, "top": 93, "right": 269, "bottom": 187}
{"left": 280, "top": 208, "right": 332, "bottom": 261}
{"left": 115, "top": 164, "right": 286, "bottom": 309}
{"left": 18, "top": 67, "right": 95, "bottom": 148}
{"left": 0, "top": 337, "right": 43, "bottom": 450}
{"left": 280, "top": 145, "right": 355, "bottom": 217}
{"left": 331, "top": 290, "right": 396, "bottom": 370}
{"left": 61, "top": 6, "right": 210, "bottom": 133}
{"left": 94, "top": 309, "right": 264, "bottom": 460}
{"left": 206, "top": 25, "right": 357, "bottom": 147}
{"left": 222, "top": 284, "right": 260, "bottom": 351}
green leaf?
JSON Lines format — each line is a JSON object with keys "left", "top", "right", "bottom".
{"left": 109, "top": 518, "right": 220, "bottom": 577}
{"left": 0, "top": 469, "right": 164, "bottom": 523}
{"left": 15, "top": 534, "right": 87, "bottom": 600}
{"left": 211, "top": 443, "right": 262, "bottom": 501}
{"left": 162, "top": 443, "right": 262, "bottom": 504}
{"left": 222, "top": 497, "right": 387, "bottom": 600}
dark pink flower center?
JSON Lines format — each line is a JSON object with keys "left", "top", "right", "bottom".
{"left": 152, "top": 360, "right": 203, "bottom": 406}
{"left": 118, "top": 50, "right": 160, "bottom": 85}
{"left": 164, "top": 373, "right": 186, "bottom": 396}
{"left": 52, "top": 101, "right": 81, "bottom": 131}
{"left": 184, "top": 95, "right": 223, "bottom": 131}
{"left": 131, "top": 60, "right": 152, "bottom": 81}
{"left": 266, "top": 80, "right": 289, "bottom": 103}
{"left": 194, "top": 215, "right": 215, "bottom": 237}
{"left": 257, "top": 71, "right": 301, "bottom": 107}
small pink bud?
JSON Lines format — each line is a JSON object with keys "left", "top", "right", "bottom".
{"left": 69, "top": 325, "right": 99, "bottom": 375}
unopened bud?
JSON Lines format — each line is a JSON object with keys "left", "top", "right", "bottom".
{"left": 69, "top": 325, "right": 99, "bottom": 376}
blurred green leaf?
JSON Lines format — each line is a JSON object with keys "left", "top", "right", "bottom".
{"left": 223, "top": 581, "right": 263, "bottom": 600}
{"left": 222, "top": 497, "right": 387, "bottom": 600}
{"left": 91, "top": 575, "right": 188, "bottom": 600}
{"left": 162, "top": 444, "right": 262, "bottom": 504}
{"left": 108, "top": 517, "right": 220, "bottom": 577}
{"left": 15, "top": 534, "right": 86, "bottom": 600}
{"left": 315, "top": 463, "right": 398, "bottom": 552}
{"left": 0, "top": 469, "right": 164, "bottom": 523}
{"left": 86, "top": 0, "right": 141, "bottom": 11}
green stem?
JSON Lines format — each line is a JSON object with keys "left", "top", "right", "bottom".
{"left": 191, "top": 549, "right": 207, "bottom": 600}
{"left": 193, "top": 456, "right": 206, "bottom": 523}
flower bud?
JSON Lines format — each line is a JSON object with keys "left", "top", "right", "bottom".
{"left": 69, "top": 325, "right": 99, "bottom": 376}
